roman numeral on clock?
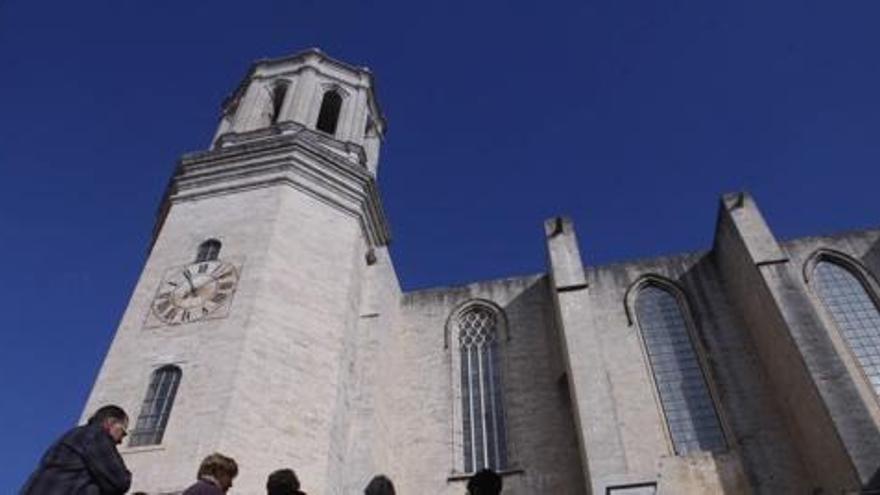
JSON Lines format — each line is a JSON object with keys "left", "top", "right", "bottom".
{"left": 164, "top": 307, "right": 178, "bottom": 321}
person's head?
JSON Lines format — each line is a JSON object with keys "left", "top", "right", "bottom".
{"left": 87, "top": 405, "right": 128, "bottom": 444}
{"left": 364, "top": 474, "right": 395, "bottom": 495}
{"left": 197, "top": 453, "right": 239, "bottom": 493}
{"left": 467, "top": 469, "right": 502, "bottom": 495}
{"left": 266, "top": 468, "right": 301, "bottom": 495}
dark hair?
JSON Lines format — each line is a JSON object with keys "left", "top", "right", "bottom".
{"left": 467, "top": 469, "right": 502, "bottom": 495}
{"left": 197, "top": 453, "right": 239, "bottom": 480}
{"left": 87, "top": 405, "right": 128, "bottom": 426}
{"left": 364, "top": 475, "right": 395, "bottom": 495}
{"left": 267, "top": 468, "right": 301, "bottom": 495}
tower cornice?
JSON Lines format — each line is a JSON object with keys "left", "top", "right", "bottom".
{"left": 156, "top": 126, "right": 391, "bottom": 250}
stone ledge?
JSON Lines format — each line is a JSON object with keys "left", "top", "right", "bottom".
{"left": 446, "top": 467, "right": 525, "bottom": 482}
{"left": 160, "top": 131, "right": 391, "bottom": 249}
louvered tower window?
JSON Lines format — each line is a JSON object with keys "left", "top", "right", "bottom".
{"left": 458, "top": 306, "right": 508, "bottom": 472}
{"left": 813, "top": 260, "right": 880, "bottom": 395}
{"left": 270, "top": 82, "right": 288, "bottom": 124}
{"left": 316, "top": 90, "right": 342, "bottom": 135}
{"left": 635, "top": 285, "right": 725, "bottom": 455}
{"left": 130, "top": 365, "right": 182, "bottom": 447}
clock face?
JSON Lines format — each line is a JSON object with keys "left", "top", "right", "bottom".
{"left": 152, "top": 260, "right": 239, "bottom": 325}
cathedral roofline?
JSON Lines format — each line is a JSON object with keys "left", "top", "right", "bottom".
{"left": 778, "top": 225, "right": 880, "bottom": 246}
{"left": 397, "top": 217, "right": 880, "bottom": 298}
{"left": 401, "top": 273, "right": 546, "bottom": 302}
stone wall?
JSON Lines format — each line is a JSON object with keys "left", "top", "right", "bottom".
{"left": 574, "top": 251, "right": 803, "bottom": 493}
{"left": 714, "top": 193, "right": 880, "bottom": 493}
{"left": 82, "top": 186, "right": 282, "bottom": 493}
{"left": 382, "top": 275, "right": 587, "bottom": 494}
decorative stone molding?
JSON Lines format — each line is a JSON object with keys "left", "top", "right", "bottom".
{"left": 802, "top": 248, "right": 880, "bottom": 288}
{"left": 623, "top": 273, "right": 698, "bottom": 327}
{"left": 215, "top": 122, "right": 368, "bottom": 165}
{"left": 159, "top": 128, "right": 391, "bottom": 249}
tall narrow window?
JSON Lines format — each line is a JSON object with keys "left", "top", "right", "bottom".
{"left": 812, "top": 260, "right": 880, "bottom": 395}
{"left": 458, "top": 306, "right": 508, "bottom": 472}
{"left": 130, "top": 365, "right": 182, "bottom": 447}
{"left": 635, "top": 285, "right": 725, "bottom": 455}
{"left": 270, "top": 82, "right": 288, "bottom": 124}
{"left": 316, "top": 90, "right": 342, "bottom": 135}
{"left": 196, "top": 239, "right": 221, "bottom": 262}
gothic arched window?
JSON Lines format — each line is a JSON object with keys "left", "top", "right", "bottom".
{"left": 130, "top": 365, "right": 182, "bottom": 447}
{"left": 812, "top": 259, "right": 880, "bottom": 395}
{"left": 634, "top": 284, "right": 726, "bottom": 455}
{"left": 195, "top": 239, "right": 221, "bottom": 262}
{"left": 457, "top": 305, "right": 508, "bottom": 473}
{"left": 316, "top": 90, "right": 342, "bottom": 135}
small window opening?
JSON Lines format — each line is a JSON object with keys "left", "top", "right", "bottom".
{"left": 316, "top": 90, "right": 342, "bottom": 135}
{"left": 196, "top": 239, "right": 221, "bottom": 262}
{"left": 365, "top": 118, "right": 377, "bottom": 138}
{"left": 270, "top": 83, "right": 288, "bottom": 124}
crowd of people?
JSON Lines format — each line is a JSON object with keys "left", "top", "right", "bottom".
{"left": 20, "top": 405, "right": 505, "bottom": 495}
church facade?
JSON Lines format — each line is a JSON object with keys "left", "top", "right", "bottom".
{"left": 82, "top": 49, "right": 880, "bottom": 494}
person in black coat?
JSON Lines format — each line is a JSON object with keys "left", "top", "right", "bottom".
{"left": 266, "top": 468, "right": 306, "bottom": 495}
{"left": 364, "top": 475, "right": 395, "bottom": 495}
{"left": 467, "top": 469, "right": 502, "bottom": 495}
{"left": 20, "top": 405, "right": 132, "bottom": 495}
{"left": 182, "top": 453, "right": 239, "bottom": 494}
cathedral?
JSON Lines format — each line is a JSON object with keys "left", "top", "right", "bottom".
{"left": 82, "top": 49, "right": 880, "bottom": 494}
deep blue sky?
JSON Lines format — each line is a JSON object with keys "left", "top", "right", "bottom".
{"left": 2, "top": 0, "right": 879, "bottom": 490}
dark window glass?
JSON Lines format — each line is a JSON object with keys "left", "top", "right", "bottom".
{"left": 271, "top": 83, "right": 288, "bottom": 124}
{"left": 196, "top": 239, "right": 221, "bottom": 262}
{"left": 130, "top": 365, "right": 182, "bottom": 447}
{"left": 316, "top": 90, "right": 342, "bottom": 135}
{"left": 459, "top": 307, "right": 508, "bottom": 472}
{"left": 813, "top": 261, "right": 880, "bottom": 394}
{"left": 635, "top": 285, "right": 726, "bottom": 455}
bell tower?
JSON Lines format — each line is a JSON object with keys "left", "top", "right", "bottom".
{"left": 212, "top": 48, "right": 385, "bottom": 174}
{"left": 81, "top": 49, "right": 392, "bottom": 493}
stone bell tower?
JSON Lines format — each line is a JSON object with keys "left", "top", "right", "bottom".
{"left": 81, "top": 49, "right": 392, "bottom": 494}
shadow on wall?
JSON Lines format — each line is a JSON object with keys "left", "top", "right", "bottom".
{"left": 618, "top": 253, "right": 802, "bottom": 493}
{"left": 663, "top": 254, "right": 751, "bottom": 495}
{"left": 681, "top": 255, "right": 752, "bottom": 495}
{"left": 497, "top": 277, "right": 588, "bottom": 495}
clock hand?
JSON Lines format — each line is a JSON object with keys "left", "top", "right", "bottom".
{"left": 182, "top": 270, "right": 197, "bottom": 296}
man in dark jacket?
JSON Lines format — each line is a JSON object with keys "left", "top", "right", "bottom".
{"left": 20, "top": 404, "right": 132, "bottom": 495}
{"left": 182, "top": 453, "right": 238, "bottom": 494}
{"left": 467, "top": 469, "right": 503, "bottom": 495}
